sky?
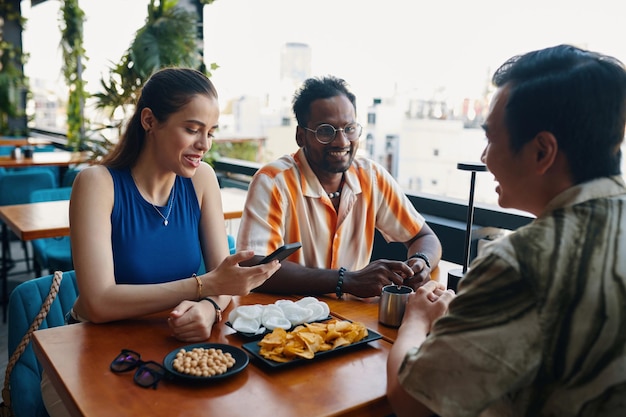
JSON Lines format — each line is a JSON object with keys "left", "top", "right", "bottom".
{"left": 20, "top": 0, "right": 626, "bottom": 111}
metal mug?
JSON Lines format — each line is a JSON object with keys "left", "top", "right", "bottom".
{"left": 378, "top": 284, "right": 414, "bottom": 327}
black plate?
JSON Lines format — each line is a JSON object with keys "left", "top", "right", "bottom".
{"left": 226, "top": 316, "right": 332, "bottom": 339}
{"left": 163, "top": 343, "right": 249, "bottom": 381}
{"left": 242, "top": 327, "right": 383, "bottom": 368}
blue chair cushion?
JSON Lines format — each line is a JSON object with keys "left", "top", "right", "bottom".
{"left": 7, "top": 271, "right": 79, "bottom": 417}
{"left": 6, "top": 167, "right": 60, "bottom": 187}
{"left": 228, "top": 234, "right": 236, "bottom": 255}
{"left": 61, "top": 167, "right": 81, "bottom": 187}
{"left": 196, "top": 235, "right": 236, "bottom": 275}
{"left": 29, "top": 187, "right": 74, "bottom": 274}
{"left": 0, "top": 170, "right": 57, "bottom": 206}
{"left": 31, "top": 238, "right": 73, "bottom": 272}
{"left": 29, "top": 187, "right": 72, "bottom": 204}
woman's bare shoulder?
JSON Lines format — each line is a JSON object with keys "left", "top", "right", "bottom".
{"left": 191, "top": 161, "right": 219, "bottom": 188}
{"left": 73, "top": 165, "right": 114, "bottom": 194}
{"left": 75, "top": 165, "right": 111, "bottom": 182}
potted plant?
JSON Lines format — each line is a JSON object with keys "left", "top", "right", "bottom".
{"left": 0, "top": 0, "right": 28, "bottom": 137}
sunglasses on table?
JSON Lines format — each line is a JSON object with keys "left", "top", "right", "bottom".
{"left": 110, "top": 349, "right": 167, "bottom": 389}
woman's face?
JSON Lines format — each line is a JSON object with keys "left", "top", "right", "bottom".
{"left": 149, "top": 94, "right": 219, "bottom": 177}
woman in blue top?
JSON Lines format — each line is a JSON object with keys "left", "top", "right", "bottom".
{"left": 67, "top": 67, "right": 281, "bottom": 341}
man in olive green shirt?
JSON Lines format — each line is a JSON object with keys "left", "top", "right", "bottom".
{"left": 387, "top": 44, "right": 626, "bottom": 417}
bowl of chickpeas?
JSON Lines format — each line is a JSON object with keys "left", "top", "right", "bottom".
{"left": 163, "top": 343, "right": 249, "bottom": 381}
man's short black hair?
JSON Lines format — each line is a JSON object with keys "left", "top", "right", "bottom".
{"left": 292, "top": 75, "right": 357, "bottom": 127}
{"left": 493, "top": 44, "right": 626, "bottom": 183}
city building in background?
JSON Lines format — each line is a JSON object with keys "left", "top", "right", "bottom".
{"left": 365, "top": 95, "right": 495, "bottom": 204}
{"left": 27, "top": 78, "right": 65, "bottom": 131}
{"left": 219, "top": 42, "right": 311, "bottom": 138}
{"left": 278, "top": 42, "right": 311, "bottom": 124}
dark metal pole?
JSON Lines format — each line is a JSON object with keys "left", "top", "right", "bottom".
{"left": 447, "top": 162, "right": 487, "bottom": 291}
{"left": 463, "top": 171, "right": 478, "bottom": 273}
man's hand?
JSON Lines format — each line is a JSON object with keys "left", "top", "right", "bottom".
{"left": 343, "top": 259, "right": 414, "bottom": 298}
{"left": 402, "top": 280, "right": 455, "bottom": 332}
{"left": 403, "top": 256, "right": 431, "bottom": 289}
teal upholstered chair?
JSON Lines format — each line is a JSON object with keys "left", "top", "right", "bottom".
{"left": 0, "top": 170, "right": 57, "bottom": 208}
{"left": 61, "top": 166, "right": 81, "bottom": 187}
{"left": 7, "top": 271, "right": 78, "bottom": 417}
{"left": 196, "top": 234, "right": 236, "bottom": 274}
{"left": 0, "top": 170, "right": 57, "bottom": 272}
{"left": 227, "top": 234, "right": 236, "bottom": 255}
{"left": 29, "top": 187, "right": 73, "bottom": 276}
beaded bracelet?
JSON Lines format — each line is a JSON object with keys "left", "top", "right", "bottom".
{"left": 201, "top": 297, "right": 222, "bottom": 323}
{"left": 408, "top": 252, "right": 431, "bottom": 269}
{"left": 335, "top": 267, "right": 347, "bottom": 299}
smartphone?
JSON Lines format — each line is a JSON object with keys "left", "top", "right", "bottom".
{"left": 259, "top": 242, "right": 302, "bottom": 264}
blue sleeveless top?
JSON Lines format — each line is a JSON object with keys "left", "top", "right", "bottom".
{"left": 108, "top": 168, "right": 202, "bottom": 284}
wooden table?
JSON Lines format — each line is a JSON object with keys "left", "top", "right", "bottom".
{"left": 0, "top": 151, "right": 89, "bottom": 168}
{"left": 0, "top": 188, "right": 248, "bottom": 322}
{"left": 0, "top": 151, "right": 90, "bottom": 188}
{"left": 33, "top": 292, "right": 393, "bottom": 417}
{"left": 31, "top": 261, "right": 460, "bottom": 416}
{"left": 0, "top": 137, "right": 53, "bottom": 147}
{"left": 0, "top": 200, "right": 69, "bottom": 241}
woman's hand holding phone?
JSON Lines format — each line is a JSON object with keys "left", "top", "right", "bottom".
{"left": 259, "top": 242, "right": 302, "bottom": 264}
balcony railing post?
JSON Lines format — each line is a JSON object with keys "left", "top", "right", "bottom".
{"left": 447, "top": 162, "right": 487, "bottom": 291}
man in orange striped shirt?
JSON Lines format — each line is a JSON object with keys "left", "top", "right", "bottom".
{"left": 237, "top": 76, "right": 441, "bottom": 298}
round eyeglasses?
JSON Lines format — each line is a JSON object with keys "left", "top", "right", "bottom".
{"left": 301, "top": 123, "right": 363, "bottom": 145}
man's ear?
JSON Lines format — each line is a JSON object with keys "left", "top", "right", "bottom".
{"left": 295, "top": 126, "right": 305, "bottom": 147}
{"left": 140, "top": 108, "right": 155, "bottom": 132}
{"left": 533, "top": 132, "right": 558, "bottom": 175}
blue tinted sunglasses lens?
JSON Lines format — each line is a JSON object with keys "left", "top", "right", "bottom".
{"left": 134, "top": 361, "right": 166, "bottom": 389}
{"left": 110, "top": 350, "right": 140, "bottom": 372}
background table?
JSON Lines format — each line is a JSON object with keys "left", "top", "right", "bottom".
{"left": 0, "top": 137, "right": 52, "bottom": 147}
{"left": 0, "top": 151, "right": 89, "bottom": 169}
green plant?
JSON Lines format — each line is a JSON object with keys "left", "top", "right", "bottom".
{"left": 0, "top": 0, "right": 28, "bottom": 136}
{"left": 211, "top": 141, "right": 260, "bottom": 162}
{"left": 80, "top": 125, "right": 117, "bottom": 163}
{"left": 59, "top": 0, "right": 89, "bottom": 150}
{"left": 93, "top": 0, "right": 218, "bottom": 127}
{"left": 0, "top": 42, "right": 25, "bottom": 134}
{"left": 88, "top": 0, "right": 227, "bottom": 163}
